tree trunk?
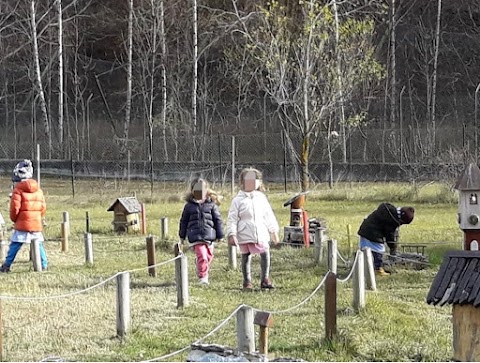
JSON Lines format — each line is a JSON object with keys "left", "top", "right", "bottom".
{"left": 301, "top": 134, "right": 310, "bottom": 191}
{"left": 390, "top": 0, "right": 396, "bottom": 128}
{"left": 192, "top": 0, "right": 198, "bottom": 135}
{"left": 57, "top": 0, "right": 64, "bottom": 149}
{"left": 160, "top": 0, "right": 168, "bottom": 160}
{"left": 123, "top": 0, "right": 133, "bottom": 157}
{"left": 431, "top": 0, "right": 442, "bottom": 155}
{"left": 30, "top": 0, "right": 51, "bottom": 155}
{"left": 332, "top": 0, "right": 347, "bottom": 163}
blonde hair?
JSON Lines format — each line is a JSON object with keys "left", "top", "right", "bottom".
{"left": 239, "top": 167, "right": 265, "bottom": 191}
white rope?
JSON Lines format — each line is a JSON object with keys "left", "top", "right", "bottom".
{"left": 0, "top": 255, "right": 182, "bottom": 301}
{"left": 337, "top": 250, "right": 360, "bottom": 283}
{"left": 127, "top": 255, "right": 182, "bottom": 273}
{"left": 0, "top": 272, "right": 121, "bottom": 301}
{"left": 144, "top": 304, "right": 245, "bottom": 362}
{"left": 336, "top": 249, "right": 350, "bottom": 266}
{"left": 259, "top": 272, "right": 329, "bottom": 314}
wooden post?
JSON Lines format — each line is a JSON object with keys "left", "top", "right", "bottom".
{"left": 174, "top": 244, "right": 189, "bottom": 308}
{"left": 314, "top": 227, "right": 326, "bottom": 265}
{"left": 85, "top": 211, "right": 90, "bottom": 233}
{"left": 116, "top": 272, "right": 131, "bottom": 338}
{"left": 62, "top": 211, "right": 70, "bottom": 236}
{"left": 31, "top": 238, "right": 42, "bottom": 272}
{"left": 141, "top": 203, "right": 147, "bottom": 235}
{"left": 327, "top": 239, "right": 337, "bottom": 274}
{"left": 363, "top": 247, "right": 376, "bottom": 291}
{"left": 84, "top": 233, "right": 94, "bottom": 265}
{"left": 346, "top": 224, "right": 352, "bottom": 256}
{"left": 254, "top": 311, "right": 274, "bottom": 356}
{"left": 0, "top": 240, "right": 6, "bottom": 262}
{"left": 236, "top": 305, "right": 255, "bottom": 354}
{"left": 302, "top": 210, "right": 310, "bottom": 248}
{"left": 160, "top": 217, "right": 168, "bottom": 240}
{"left": 61, "top": 222, "right": 68, "bottom": 252}
{"left": 324, "top": 271, "right": 337, "bottom": 341}
{"left": 353, "top": 251, "right": 366, "bottom": 311}
{"left": 146, "top": 235, "right": 156, "bottom": 277}
{"left": 228, "top": 245, "right": 237, "bottom": 270}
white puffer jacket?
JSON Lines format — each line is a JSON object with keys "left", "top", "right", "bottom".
{"left": 227, "top": 190, "right": 279, "bottom": 245}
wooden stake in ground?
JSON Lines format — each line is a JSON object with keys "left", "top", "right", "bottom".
{"left": 146, "top": 235, "right": 156, "bottom": 277}
{"left": 254, "top": 311, "right": 274, "bottom": 355}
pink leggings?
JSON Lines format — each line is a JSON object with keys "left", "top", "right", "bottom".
{"left": 194, "top": 243, "right": 214, "bottom": 278}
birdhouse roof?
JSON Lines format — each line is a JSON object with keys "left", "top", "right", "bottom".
{"left": 455, "top": 164, "right": 480, "bottom": 191}
{"left": 283, "top": 191, "right": 310, "bottom": 207}
{"left": 107, "top": 197, "right": 142, "bottom": 213}
{"left": 427, "top": 251, "right": 480, "bottom": 307}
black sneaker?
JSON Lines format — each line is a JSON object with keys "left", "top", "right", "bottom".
{"left": 0, "top": 265, "right": 11, "bottom": 273}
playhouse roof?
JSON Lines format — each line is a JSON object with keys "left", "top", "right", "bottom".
{"left": 107, "top": 197, "right": 142, "bottom": 213}
{"left": 427, "top": 251, "right": 480, "bottom": 306}
{"left": 455, "top": 163, "right": 480, "bottom": 191}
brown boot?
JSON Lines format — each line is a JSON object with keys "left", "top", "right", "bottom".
{"left": 375, "top": 267, "right": 390, "bottom": 276}
{"left": 261, "top": 278, "right": 275, "bottom": 289}
{"left": 243, "top": 281, "right": 253, "bottom": 291}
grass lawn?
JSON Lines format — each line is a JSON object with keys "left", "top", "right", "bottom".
{"left": 0, "top": 177, "right": 461, "bottom": 361}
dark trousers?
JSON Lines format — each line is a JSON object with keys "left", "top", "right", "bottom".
{"left": 372, "top": 251, "right": 383, "bottom": 270}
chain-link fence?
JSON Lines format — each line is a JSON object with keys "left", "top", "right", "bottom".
{"left": 0, "top": 126, "right": 472, "bottom": 184}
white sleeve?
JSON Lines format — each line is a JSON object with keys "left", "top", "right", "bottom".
{"left": 226, "top": 198, "right": 239, "bottom": 236}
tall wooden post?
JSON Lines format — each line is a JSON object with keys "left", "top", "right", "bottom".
{"left": 346, "top": 224, "right": 352, "bottom": 256}
{"left": 116, "top": 272, "right": 131, "bottom": 338}
{"left": 61, "top": 222, "right": 68, "bottom": 252}
{"left": 84, "top": 233, "right": 94, "bottom": 265}
{"left": 85, "top": 211, "right": 90, "bottom": 233}
{"left": 327, "top": 239, "right": 337, "bottom": 274}
{"left": 141, "top": 203, "right": 147, "bottom": 235}
{"left": 236, "top": 305, "right": 255, "bottom": 354}
{"left": 160, "top": 217, "right": 168, "bottom": 240}
{"left": 324, "top": 272, "right": 337, "bottom": 340}
{"left": 353, "top": 251, "right": 365, "bottom": 311}
{"left": 314, "top": 227, "right": 326, "bottom": 265}
{"left": 31, "top": 239, "right": 42, "bottom": 272}
{"left": 228, "top": 245, "right": 237, "bottom": 270}
{"left": 146, "top": 235, "right": 156, "bottom": 277}
{"left": 363, "top": 247, "right": 376, "bottom": 291}
{"left": 174, "top": 244, "right": 189, "bottom": 308}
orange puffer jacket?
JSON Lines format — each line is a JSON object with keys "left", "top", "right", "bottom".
{"left": 10, "top": 179, "right": 46, "bottom": 232}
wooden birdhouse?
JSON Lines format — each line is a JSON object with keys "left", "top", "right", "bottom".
{"left": 455, "top": 163, "right": 480, "bottom": 250}
{"left": 427, "top": 251, "right": 480, "bottom": 361}
{"left": 107, "top": 197, "right": 142, "bottom": 234}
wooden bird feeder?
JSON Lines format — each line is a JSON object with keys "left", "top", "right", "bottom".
{"left": 427, "top": 251, "right": 480, "bottom": 361}
{"left": 254, "top": 311, "right": 274, "bottom": 356}
{"left": 107, "top": 197, "right": 142, "bottom": 234}
{"left": 455, "top": 163, "right": 480, "bottom": 250}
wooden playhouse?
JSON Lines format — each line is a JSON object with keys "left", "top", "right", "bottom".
{"left": 107, "top": 197, "right": 142, "bottom": 234}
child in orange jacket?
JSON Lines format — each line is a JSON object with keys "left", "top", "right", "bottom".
{"left": 0, "top": 160, "right": 48, "bottom": 272}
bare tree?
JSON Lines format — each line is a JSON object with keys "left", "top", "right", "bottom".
{"left": 30, "top": 0, "right": 51, "bottom": 155}
{"left": 56, "top": 0, "right": 64, "bottom": 149}
{"left": 122, "top": 0, "right": 133, "bottom": 156}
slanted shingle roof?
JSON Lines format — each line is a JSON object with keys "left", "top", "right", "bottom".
{"left": 427, "top": 251, "right": 480, "bottom": 306}
{"left": 107, "top": 197, "right": 142, "bottom": 213}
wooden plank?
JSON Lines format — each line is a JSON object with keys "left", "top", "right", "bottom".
{"left": 433, "top": 258, "right": 460, "bottom": 301}
{"left": 462, "top": 271, "right": 480, "bottom": 304}
{"left": 468, "top": 270, "right": 480, "bottom": 304}
{"left": 472, "top": 281, "right": 480, "bottom": 306}
{"left": 453, "top": 259, "right": 478, "bottom": 304}
{"left": 445, "top": 258, "right": 468, "bottom": 305}
{"left": 427, "top": 256, "right": 453, "bottom": 304}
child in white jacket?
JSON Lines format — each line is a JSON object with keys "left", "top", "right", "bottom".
{"left": 227, "top": 168, "right": 280, "bottom": 290}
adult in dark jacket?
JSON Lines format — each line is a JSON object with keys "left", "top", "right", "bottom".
{"left": 358, "top": 202, "right": 414, "bottom": 276}
{"left": 179, "top": 178, "right": 224, "bottom": 285}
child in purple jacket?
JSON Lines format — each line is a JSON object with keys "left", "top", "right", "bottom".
{"left": 179, "top": 178, "right": 224, "bottom": 285}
